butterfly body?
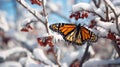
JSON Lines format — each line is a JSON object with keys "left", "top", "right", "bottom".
{"left": 49, "top": 23, "right": 97, "bottom": 45}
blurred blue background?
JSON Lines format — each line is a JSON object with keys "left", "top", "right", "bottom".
{"left": 0, "top": 0, "right": 90, "bottom": 23}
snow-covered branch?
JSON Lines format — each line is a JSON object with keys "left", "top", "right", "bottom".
{"left": 104, "top": 0, "right": 120, "bottom": 34}
{"left": 16, "top": 0, "right": 44, "bottom": 23}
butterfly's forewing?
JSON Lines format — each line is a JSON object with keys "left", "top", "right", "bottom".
{"left": 49, "top": 23, "right": 76, "bottom": 36}
{"left": 80, "top": 26, "right": 91, "bottom": 41}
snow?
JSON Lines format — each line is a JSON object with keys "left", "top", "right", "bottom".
{"left": 83, "top": 58, "right": 120, "bottom": 67}
{"left": 93, "top": 26, "right": 108, "bottom": 37}
{"left": 113, "top": 0, "right": 120, "bottom": 7}
{"left": 72, "top": 2, "right": 93, "bottom": 13}
{"left": 0, "top": 61, "right": 22, "bottom": 67}
{"left": 1, "top": 0, "right": 120, "bottom": 67}
{"left": 95, "top": 8, "right": 106, "bottom": 19}
{"left": 0, "top": 47, "right": 32, "bottom": 60}
{"left": 33, "top": 48, "right": 55, "bottom": 66}
{"left": 60, "top": 44, "right": 87, "bottom": 66}
{"left": 0, "top": 11, "right": 9, "bottom": 32}
{"left": 43, "top": 0, "right": 47, "bottom": 6}
{"left": 24, "top": 56, "right": 52, "bottom": 67}
{"left": 19, "top": 0, "right": 45, "bottom": 22}
{"left": 105, "top": 0, "right": 116, "bottom": 10}
{"left": 52, "top": 33, "right": 63, "bottom": 42}
{"left": 21, "top": 18, "right": 31, "bottom": 27}
{"left": 19, "top": 57, "right": 27, "bottom": 66}
{"left": 55, "top": 47, "right": 61, "bottom": 65}
{"left": 13, "top": 32, "right": 28, "bottom": 42}
{"left": 95, "top": 18, "right": 120, "bottom": 35}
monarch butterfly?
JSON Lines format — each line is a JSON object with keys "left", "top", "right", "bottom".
{"left": 49, "top": 23, "right": 97, "bottom": 45}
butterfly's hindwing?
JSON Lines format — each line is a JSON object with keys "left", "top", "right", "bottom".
{"left": 81, "top": 26, "right": 91, "bottom": 41}
{"left": 65, "top": 27, "right": 77, "bottom": 43}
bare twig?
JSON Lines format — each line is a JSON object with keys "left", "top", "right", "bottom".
{"left": 112, "top": 41, "right": 120, "bottom": 57}
{"left": 16, "top": 0, "right": 44, "bottom": 23}
{"left": 104, "top": 0, "right": 120, "bottom": 35}
{"left": 92, "top": 0, "right": 101, "bottom": 8}
{"left": 98, "top": 0, "right": 101, "bottom": 8}
{"left": 79, "top": 42, "right": 90, "bottom": 67}
{"left": 104, "top": 0, "right": 120, "bottom": 57}
{"left": 42, "top": 0, "right": 46, "bottom": 17}
{"left": 104, "top": 1, "right": 109, "bottom": 21}
{"left": 17, "top": 0, "right": 50, "bottom": 34}
{"left": 41, "top": 0, "right": 49, "bottom": 34}
{"left": 92, "top": 0, "right": 97, "bottom": 8}
{"left": 53, "top": 50, "right": 61, "bottom": 67}
{"left": 117, "top": 12, "right": 120, "bottom": 18}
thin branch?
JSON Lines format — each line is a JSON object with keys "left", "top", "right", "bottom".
{"left": 104, "top": 1, "right": 109, "bottom": 21}
{"left": 92, "top": 0, "right": 101, "bottom": 8}
{"left": 112, "top": 41, "right": 120, "bottom": 57}
{"left": 16, "top": 0, "right": 44, "bottom": 23}
{"left": 42, "top": 0, "right": 49, "bottom": 34}
{"left": 92, "top": 0, "right": 97, "bottom": 8}
{"left": 98, "top": 0, "right": 101, "bottom": 8}
{"left": 42, "top": 0, "right": 46, "bottom": 17}
{"left": 117, "top": 13, "right": 120, "bottom": 17}
{"left": 104, "top": 0, "right": 120, "bottom": 57}
{"left": 17, "top": 0, "right": 50, "bottom": 34}
{"left": 104, "top": 0, "right": 120, "bottom": 35}
{"left": 79, "top": 42, "right": 90, "bottom": 67}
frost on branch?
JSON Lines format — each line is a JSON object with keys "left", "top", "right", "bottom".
{"left": 1, "top": 0, "right": 120, "bottom": 67}
{"left": 72, "top": 3, "right": 93, "bottom": 13}
{"left": 71, "top": 0, "right": 120, "bottom": 67}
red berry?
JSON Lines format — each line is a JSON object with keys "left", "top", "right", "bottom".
{"left": 77, "top": 12, "right": 80, "bottom": 15}
{"left": 75, "top": 15, "right": 78, "bottom": 20}
{"left": 21, "top": 28, "right": 29, "bottom": 32}
{"left": 84, "top": 13, "right": 88, "bottom": 18}
{"left": 107, "top": 32, "right": 116, "bottom": 40}
{"left": 69, "top": 15, "right": 73, "bottom": 18}
{"left": 27, "top": 25, "right": 33, "bottom": 30}
{"left": 30, "top": 0, "right": 42, "bottom": 6}
{"left": 117, "top": 42, "right": 120, "bottom": 45}
{"left": 89, "top": 20, "right": 96, "bottom": 28}
{"left": 82, "top": 13, "right": 85, "bottom": 18}
{"left": 69, "top": 14, "right": 76, "bottom": 18}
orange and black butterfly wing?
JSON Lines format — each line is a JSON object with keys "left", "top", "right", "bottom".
{"left": 49, "top": 23, "right": 83, "bottom": 45}
{"left": 65, "top": 27, "right": 83, "bottom": 45}
{"left": 49, "top": 23, "right": 97, "bottom": 45}
{"left": 80, "top": 26, "right": 97, "bottom": 42}
{"left": 64, "top": 26, "right": 97, "bottom": 45}
{"left": 49, "top": 23, "right": 76, "bottom": 36}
